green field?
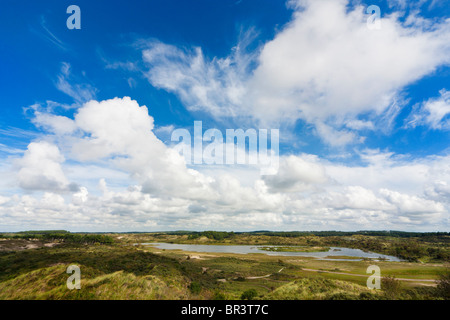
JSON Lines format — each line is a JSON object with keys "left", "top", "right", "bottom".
{"left": 0, "top": 231, "right": 448, "bottom": 300}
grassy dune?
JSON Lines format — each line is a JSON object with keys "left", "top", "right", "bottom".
{"left": 0, "top": 264, "right": 187, "bottom": 300}
{"left": 264, "top": 278, "right": 380, "bottom": 300}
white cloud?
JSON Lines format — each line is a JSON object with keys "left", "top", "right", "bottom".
{"left": 314, "top": 123, "right": 358, "bottom": 146}
{"left": 141, "top": 31, "right": 257, "bottom": 120}
{"left": 140, "top": 0, "right": 450, "bottom": 145}
{"left": 32, "top": 111, "right": 77, "bottom": 135}
{"left": 426, "top": 180, "right": 450, "bottom": 203}
{"left": 248, "top": 0, "right": 450, "bottom": 131}
{"left": 72, "top": 187, "right": 88, "bottom": 205}
{"left": 263, "top": 155, "right": 328, "bottom": 192}
{"left": 15, "top": 141, "right": 77, "bottom": 192}
{"left": 380, "top": 188, "right": 445, "bottom": 215}
{"left": 56, "top": 62, "right": 97, "bottom": 105}
{"left": 325, "top": 149, "right": 450, "bottom": 195}
{"left": 70, "top": 97, "right": 216, "bottom": 200}
{"left": 1, "top": 97, "right": 449, "bottom": 231}
{"left": 406, "top": 89, "right": 450, "bottom": 130}
{"left": 345, "top": 120, "right": 375, "bottom": 131}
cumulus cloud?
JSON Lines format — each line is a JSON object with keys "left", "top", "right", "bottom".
{"left": 426, "top": 180, "right": 450, "bottom": 203}
{"left": 32, "top": 112, "right": 77, "bottom": 135}
{"left": 263, "top": 155, "right": 328, "bottom": 192}
{"left": 140, "top": 0, "right": 450, "bottom": 145}
{"left": 0, "top": 96, "right": 447, "bottom": 231}
{"left": 248, "top": 0, "right": 450, "bottom": 135}
{"left": 380, "top": 188, "right": 445, "bottom": 215}
{"left": 70, "top": 97, "right": 216, "bottom": 199}
{"left": 15, "top": 141, "right": 78, "bottom": 192}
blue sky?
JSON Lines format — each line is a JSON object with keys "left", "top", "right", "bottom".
{"left": 0, "top": 0, "right": 449, "bottom": 232}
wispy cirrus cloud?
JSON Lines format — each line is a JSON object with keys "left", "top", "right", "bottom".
{"left": 31, "top": 16, "right": 69, "bottom": 51}
{"left": 405, "top": 89, "right": 450, "bottom": 130}
{"left": 55, "top": 62, "right": 97, "bottom": 105}
{"left": 141, "top": 29, "right": 259, "bottom": 121}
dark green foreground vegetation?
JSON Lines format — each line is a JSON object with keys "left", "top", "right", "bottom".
{"left": 0, "top": 231, "right": 449, "bottom": 300}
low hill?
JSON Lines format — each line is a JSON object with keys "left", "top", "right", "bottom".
{"left": 264, "top": 277, "right": 381, "bottom": 300}
{"left": 0, "top": 264, "right": 189, "bottom": 300}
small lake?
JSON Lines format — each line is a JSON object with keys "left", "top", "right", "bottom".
{"left": 139, "top": 242, "right": 403, "bottom": 261}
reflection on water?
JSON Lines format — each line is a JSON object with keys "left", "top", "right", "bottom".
{"left": 139, "top": 242, "right": 403, "bottom": 261}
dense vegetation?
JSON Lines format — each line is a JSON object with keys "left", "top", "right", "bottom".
{"left": 187, "top": 231, "right": 236, "bottom": 241}
{"left": 248, "top": 230, "right": 450, "bottom": 238}
{"left": 0, "top": 231, "right": 114, "bottom": 245}
{"left": 165, "top": 230, "right": 450, "bottom": 239}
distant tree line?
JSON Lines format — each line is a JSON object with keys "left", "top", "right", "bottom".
{"left": 186, "top": 231, "right": 236, "bottom": 241}
{"left": 1, "top": 231, "right": 114, "bottom": 244}
{"left": 15, "top": 230, "right": 70, "bottom": 235}
{"left": 247, "top": 230, "right": 450, "bottom": 238}
{"left": 164, "top": 230, "right": 449, "bottom": 239}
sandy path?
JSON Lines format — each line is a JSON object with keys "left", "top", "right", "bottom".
{"left": 245, "top": 274, "right": 272, "bottom": 279}
{"left": 245, "top": 266, "right": 285, "bottom": 279}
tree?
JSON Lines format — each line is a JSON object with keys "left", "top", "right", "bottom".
{"left": 241, "top": 289, "right": 258, "bottom": 300}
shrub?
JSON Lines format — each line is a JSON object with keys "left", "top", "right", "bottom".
{"left": 213, "top": 290, "right": 226, "bottom": 300}
{"left": 359, "top": 291, "right": 379, "bottom": 300}
{"left": 435, "top": 268, "right": 450, "bottom": 300}
{"left": 382, "top": 275, "right": 402, "bottom": 299}
{"left": 241, "top": 289, "right": 258, "bottom": 300}
{"left": 189, "top": 281, "right": 202, "bottom": 294}
{"left": 327, "top": 292, "right": 357, "bottom": 300}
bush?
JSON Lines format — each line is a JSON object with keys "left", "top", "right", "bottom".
{"left": 359, "top": 291, "right": 379, "bottom": 300}
{"left": 213, "top": 290, "right": 226, "bottom": 300}
{"left": 382, "top": 275, "right": 402, "bottom": 299}
{"left": 327, "top": 292, "right": 357, "bottom": 300}
{"left": 241, "top": 289, "right": 258, "bottom": 300}
{"left": 189, "top": 281, "right": 202, "bottom": 294}
{"left": 436, "top": 268, "right": 450, "bottom": 300}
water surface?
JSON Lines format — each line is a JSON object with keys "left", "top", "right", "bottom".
{"left": 139, "top": 242, "right": 403, "bottom": 261}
